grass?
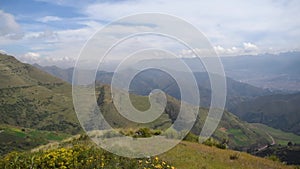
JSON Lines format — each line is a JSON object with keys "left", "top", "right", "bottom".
{"left": 0, "top": 125, "right": 70, "bottom": 155}
{"left": 227, "top": 128, "right": 249, "bottom": 146}
{"left": 0, "top": 134, "right": 295, "bottom": 169}
{"left": 250, "top": 123, "right": 300, "bottom": 145}
{"left": 159, "top": 141, "right": 294, "bottom": 169}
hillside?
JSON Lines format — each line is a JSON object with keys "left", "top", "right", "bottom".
{"left": 0, "top": 124, "right": 69, "bottom": 155}
{"left": 229, "top": 93, "right": 300, "bottom": 135}
{"left": 0, "top": 134, "right": 294, "bottom": 169}
{"left": 2, "top": 54, "right": 300, "bottom": 165}
{"left": 33, "top": 65, "right": 272, "bottom": 110}
{"left": 0, "top": 53, "right": 81, "bottom": 134}
{"left": 90, "top": 85, "right": 300, "bottom": 151}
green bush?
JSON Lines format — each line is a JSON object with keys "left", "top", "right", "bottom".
{"left": 183, "top": 132, "right": 198, "bottom": 143}
{"left": 267, "top": 155, "right": 280, "bottom": 162}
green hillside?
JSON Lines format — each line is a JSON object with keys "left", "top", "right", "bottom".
{"left": 91, "top": 85, "right": 300, "bottom": 151}
{"left": 0, "top": 134, "right": 294, "bottom": 169}
{"left": 1, "top": 54, "right": 300, "bottom": 166}
{"left": 0, "top": 125, "right": 69, "bottom": 155}
{"left": 229, "top": 93, "right": 300, "bottom": 135}
{"left": 0, "top": 53, "right": 81, "bottom": 134}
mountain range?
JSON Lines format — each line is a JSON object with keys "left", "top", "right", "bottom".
{"left": 1, "top": 53, "right": 300, "bottom": 166}
{"left": 33, "top": 62, "right": 300, "bottom": 135}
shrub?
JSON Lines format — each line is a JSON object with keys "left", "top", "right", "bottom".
{"left": 183, "top": 132, "right": 198, "bottom": 143}
{"left": 134, "top": 128, "right": 152, "bottom": 138}
{"left": 267, "top": 155, "right": 280, "bottom": 162}
{"left": 229, "top": 153, "right": 240, "bottom": 160}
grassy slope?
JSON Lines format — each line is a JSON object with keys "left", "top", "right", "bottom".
{"left": 159, "top": 141, "right": 293, "bottom": 169}
{"left": 94, "top": 85, "right": 299, "bottom": 151}
{"left": 2, "top": 135, "right": 293, "bottom": 169}
{"left": 229, "top": 93, "right": 300, "bottom": 135}
{"left": 0, "top": 54, "right": 81, "bottom": 134}
{"left": 0, "top": 125, "right": 69, "bottom": 155}
{"left": 250, "top": 123, "right": 300, "bottom": 145}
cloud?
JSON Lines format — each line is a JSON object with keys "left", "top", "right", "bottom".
{"left": 1, "top": 0, "right": 300, "bottom": 68}
{"left": 17, "top": 51, "right": 75, "bottom": 68}
{"left": 0, "top": 49, "right": 7, "bottom": 54}
{"left": 25, "top": 30, "right": 58, "bottom": 40}
{"left": 0, "top": 10, "right": 23, "bottom": 39}
{"left": 22, "top": 52, "right": 41, "bottom": 62}
{"left": 180, "top": 42, "right": 260, "bottom": 57}
{"left": 243, "top": 42, "right": 258, "bottom": 51}
{"left": 37, "top": 16, "right": 62, "bottom": 22}
{"left": 82, "top": 0, "right": 300, "bottom": 51}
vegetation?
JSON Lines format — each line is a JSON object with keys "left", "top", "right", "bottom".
{"left": 1, "top": 54, "right": 299, "bottom": 168}
{"left": 230, "top": 92, "right": 300, "bottom": 135}
{"left": 0, "top": 125, "right": 69, "bottom": 156}
{"left": 0, "top": 54, "right": 81, "bottom": 134}
{"left": 1, "top": 134, "right": 295, "bottom": 169}
{"left": 0, "top": 146, "right": 174, "bottom": 169}
{"left": 255, "top": 144, "right": 300, "bottom": 165}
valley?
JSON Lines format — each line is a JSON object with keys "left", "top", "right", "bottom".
{"left": 0, "top": 53, "right": 300, "bottom": 168}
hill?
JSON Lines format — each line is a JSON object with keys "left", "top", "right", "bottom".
{"left": 0, "top": 134, "right": 294, "bottom": 169}
{"left": 0, "top": 53, "right": 81, "bottom": 134}
{"left": 0, "top": 124, "right": 69, "bottom": 155}
{"left": 33, "top": 65, "right": 272, "bottom": 110}
{"left": 89, "top": 85, "right": 300, "bottom": 151}
{"left": 229, "top": 93, "right": 300, "bottom": 135}
{"left": 2, "top": 54, "right": 300, "bottom": 161}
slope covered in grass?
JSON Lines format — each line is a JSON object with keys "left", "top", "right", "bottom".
{"left": 0, "top": 125, "right": 69, "bottom": 155}
{"left": 0, "top": 134, "right": 294, "bottom": 169}
{"left": 0, "top": 54, "right": 81, "bottom": 134}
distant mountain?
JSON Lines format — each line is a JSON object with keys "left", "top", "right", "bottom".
{"left": 33, "top": 65, "right": 272, "bottom": 110}
{"left": 33, "top": 63, "right": 74, "bottom": 83}
{"left": 2, "top": 54, "right": 300, "bottom": 153}
{"left": 88, "top": 85, "right": 300, "bottom": 151}
{"left": 229, "top": 92, "right": 300, "bottom": 135}
{"left": 33, "top": 59, "right": 300, "bottom": 138}
{"left": 0, "top": 54, "right": 81, "bottom": 134}
{"left": 221, "top": 51, "right": 300, "bottom": 91}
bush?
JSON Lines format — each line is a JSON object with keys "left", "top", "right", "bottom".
{"left": 229, "top": 153, "right": 240, "bottom": 160}
{"left": 267, "top": 155, "right": 280, "bottom": 162}
{"left": 134, "top": 128, "right": 152, "bottom": 138}
{"left": 183, "top": 132, "right": 198, "bottom": 143}
{"left": 203, "top": 137, "right": 227, "bottom": 149}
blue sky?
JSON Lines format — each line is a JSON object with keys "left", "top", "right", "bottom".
{"left": 0, "top": 0, "right": 299, "bottom": 67}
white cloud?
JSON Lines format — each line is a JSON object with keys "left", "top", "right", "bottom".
{"left": 22, "top": 52, "right": 41, "bottom": 62}
{"left": 25, "top": 30, "right": 58, "bottom": 40}
{"left": 0, "top": 10, "right": 23, "bottom": 39}
{"left": 180, "top": 42, "right": 260, "bottom": 57}
{"left": 2, "top": 0, "right": 300, "bottom": 67}
{"left": 243, "top": 42, "right": 258, "bottom": 51}
{"left": 0, "top": 49, "right": 7, "bottom": 54}
{"left": 82, "top": 0, "right": 300, "bottom": 52}
{"left": 37, "top": 16, "right": 62, "bottom": 22}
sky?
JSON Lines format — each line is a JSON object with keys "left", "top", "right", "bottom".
{"left": 0, "top": 0, "right": 300, "bottom": 68}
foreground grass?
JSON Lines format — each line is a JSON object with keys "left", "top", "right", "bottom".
{"left": 0, "top": 134, "right": 296, "bottom": 169}
{"left": 159, "top": 141, "right": 295, "bottom": 169}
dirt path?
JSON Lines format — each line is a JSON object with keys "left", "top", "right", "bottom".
{"left": 257, "top": 132, "right": 275, "bottom": 152}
